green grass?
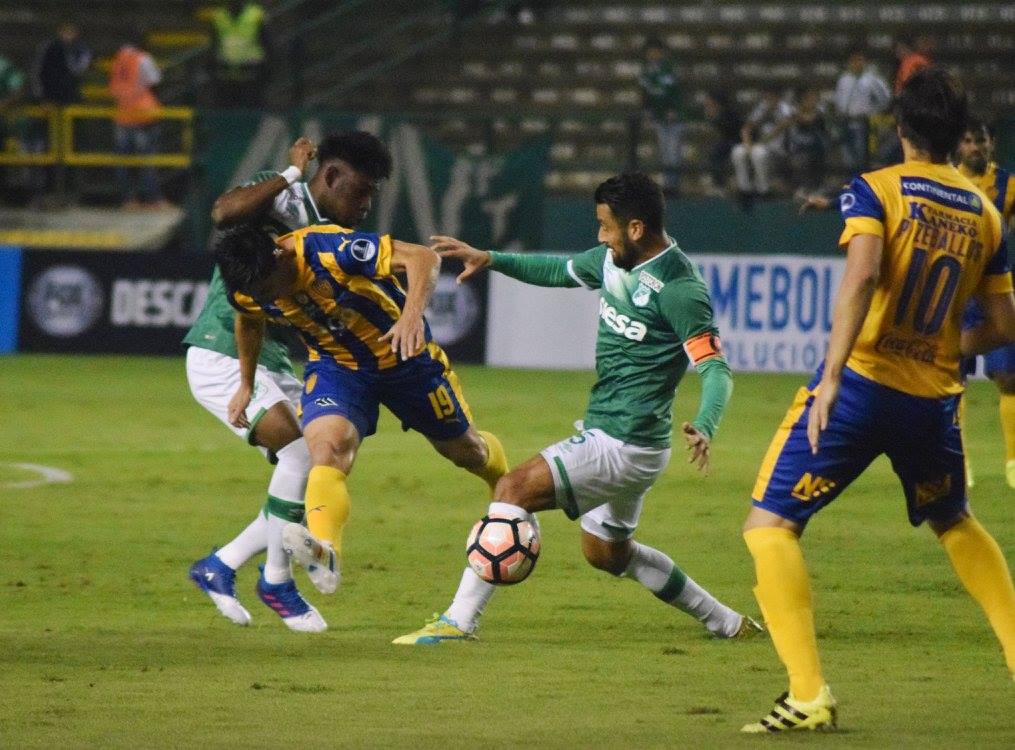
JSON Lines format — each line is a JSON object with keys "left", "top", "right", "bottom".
{"left": 0, "top": 354, "right": 1013, "bottom": 748}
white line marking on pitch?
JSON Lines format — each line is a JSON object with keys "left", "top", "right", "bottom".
{"left": 3, "top": 463, "right": 73, "bottom": 489}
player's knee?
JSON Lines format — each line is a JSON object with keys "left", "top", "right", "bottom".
{"left": 309, "top": 436, "right": 357, "bottom": 473}
{"left": 493, "top": 470, "right": 536, "bottom": 510}
{"left": 437, "top": 431, "right": 487, "bottom": 470}
{"left": 277, "top": 437, "right": 311, "bottom": 473}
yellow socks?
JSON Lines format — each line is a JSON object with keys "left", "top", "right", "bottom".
{"left": 744, "top": 527, "right": 825, "bottom": 702}
{"left": 1000, "top": 394, "right": 1015, "bottom": 488}
{"left": 474, "top": 430, "right": 508, "bottom": 494}
{"left": 304, "top": 466, "right": 350, "bottom": 555}
{"left": 940, "top": 516, "right": 1015, "bottom": 674}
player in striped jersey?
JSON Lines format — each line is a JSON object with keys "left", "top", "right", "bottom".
{"left": 956, "top": 119, "right": 1015, "bottom": 488}
{"left": 215, "top": 221, "right": 506, "bottom": 599}
{"left": 742, "top": 69, "right": 1015, "bottom": 733}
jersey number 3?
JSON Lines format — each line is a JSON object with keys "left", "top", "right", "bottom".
{"left": 894, "top": 248, "right": 962, "bottom": 336}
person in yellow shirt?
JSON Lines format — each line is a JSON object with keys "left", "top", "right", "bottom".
{"left": 956, "top": 119, "right": 1015, "bottom": 488}
{"left": 741, "top": 68, "right": 1015, "bottom": 733}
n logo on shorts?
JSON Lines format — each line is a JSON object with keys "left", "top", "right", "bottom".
{"left": 790, "top": 473, "right": 837, "bottom": 502}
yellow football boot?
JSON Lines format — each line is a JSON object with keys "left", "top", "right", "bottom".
{"left": 392, "top": 614, "right": 477, "bottom": 645}
{"left": 741, "top": 685, "right": 837, "bottom": 733}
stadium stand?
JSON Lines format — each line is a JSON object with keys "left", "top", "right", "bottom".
{"left": 0, "top": 1, "right": 1012, "bottom": 196}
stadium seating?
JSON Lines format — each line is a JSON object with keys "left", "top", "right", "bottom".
{"left": 1, "top": 1, "right": 1012, "bottom": 194}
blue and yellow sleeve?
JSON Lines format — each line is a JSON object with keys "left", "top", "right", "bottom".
{"left": 286, "top": 225, "right": 394, "bottom": 279}
{"left": 838, "top": 175, "right": 885, "bottom": 248}
{"left": 227, "top": 290, "right": 268, "bottom": 318}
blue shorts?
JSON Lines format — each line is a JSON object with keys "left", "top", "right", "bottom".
{"left": 751, "top": 366, "right": 967, "bottom": 528}
{"left": 300, "top": 344, "right": 473, "bottom": 442}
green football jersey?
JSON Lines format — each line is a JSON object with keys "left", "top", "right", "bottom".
{"left": 182, "top": 171, "right": 328, "bottom": 375}
{"left": 567, "top": 240, "right": 719, "bottom": 448}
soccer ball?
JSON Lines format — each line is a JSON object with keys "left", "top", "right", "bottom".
{"left": 466, "top": 513, "right": 540, "bottom": 585}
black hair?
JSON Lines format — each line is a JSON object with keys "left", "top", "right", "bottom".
{"left": 316, "top": 131, "right": 392, "bottom": 180}
{"left": 964, "top": 115, "right": 993, "bottom": 139}
{"left": 893, "top": 66, "right": 968, "bottom": 161}
{"left": 214, "top": 224, "right": 278, "bottom": 294}
{"left": 594, "top": 172, "right": 665, "bottom": 235}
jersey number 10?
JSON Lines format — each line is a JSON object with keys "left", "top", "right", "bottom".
{"left": 894, "top": 248, "right": 962, "bottom": 336}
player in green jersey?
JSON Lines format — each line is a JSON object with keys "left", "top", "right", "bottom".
{"left": 394, "top": 172, "right": 761, "bottom": 645}
{"left": 185, "top": 133, "right": 393, "bottom": 632}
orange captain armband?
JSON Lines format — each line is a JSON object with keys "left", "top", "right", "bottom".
{"left": 683, "top": 332, "right": 724, "bottom": 366}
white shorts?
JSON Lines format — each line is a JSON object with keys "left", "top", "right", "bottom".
{"left": 540, "top": 428, "right": 671, "bottom": 541}
{"left": 186, "top": 346, "right": 302, "bottom": 446}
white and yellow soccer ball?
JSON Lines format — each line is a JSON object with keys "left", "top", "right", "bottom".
{"left": 466, "top": 513, "right": 540, "bottom": 585}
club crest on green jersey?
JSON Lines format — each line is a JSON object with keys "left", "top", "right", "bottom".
{"left": 631, "top": 283, "right": 651, "bottom": 307}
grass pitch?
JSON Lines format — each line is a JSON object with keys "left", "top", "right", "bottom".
{"left": 1, "top": 354, "right": 1013, "bottom": 748}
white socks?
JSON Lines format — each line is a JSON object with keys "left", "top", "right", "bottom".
{"left": 624, "top": 541, "right": 742, "bottom": 637}
{"left": 445, "top": 501, "right": 533, "bottom": 631}
{"left": 215, "top": 438, "right": 311, "bottom": 585}
{"left": 215, "top": 514, "right": 268, "bottom": 570}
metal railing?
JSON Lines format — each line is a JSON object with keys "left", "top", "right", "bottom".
{"left": 0, "top": 104, "right": 194, "bottom": 168}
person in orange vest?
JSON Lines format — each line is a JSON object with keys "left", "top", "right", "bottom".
{"left": 109, "top": 38, "right": 166, "bottom": 208}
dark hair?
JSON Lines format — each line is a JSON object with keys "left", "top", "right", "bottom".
{"left": 964, "top": 115, "right": 992, "bottom": 139}
{"left": 214, "top": 224, "right": 278, "bottom": 294}
{"left": 594, "top": 172, "right": 664, "bottom": 234}
{"left": 893, "top": 66, "right": 968, "bottom": 161}
{"left": 316, "top": 131, "right": 392, "bottom": 180}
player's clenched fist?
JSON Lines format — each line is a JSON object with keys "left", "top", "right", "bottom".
{"left": 289, "top": 137, "right": 316, "bottom": 173}
{"left": 430, "top": 235, "right": 491, "bottom": 284}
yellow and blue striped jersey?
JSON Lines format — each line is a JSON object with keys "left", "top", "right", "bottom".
{"left": 839, "top": 160, "right": 1011, "bottom": 397}
{"left": 958, "top": 161, "right": 1015, "bottom": 224}
{"left": 228, "top": 225, "right": 426, "bottom": 371}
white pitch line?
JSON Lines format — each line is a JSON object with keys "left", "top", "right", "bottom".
{"left": 3, "top": 463, "right": 74, "bottom": 490}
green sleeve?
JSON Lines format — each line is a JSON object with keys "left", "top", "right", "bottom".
{"left": 691, "top": 357, "right": 732, "bottom": 440}
{"left": 488, "top": 245, "right": 606, "bottom": 289}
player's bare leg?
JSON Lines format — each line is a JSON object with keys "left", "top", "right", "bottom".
{"left": 429, "top": 425, "right": 509, "bottom": 495}
{"left": 282, "top": 415, "right": 361, "bottom": 594}
{"left": 931, "top": 510, "right": 1015, "bottom": 677}
{"left": 741, "top": 507, "right": 837, "bottom": 732}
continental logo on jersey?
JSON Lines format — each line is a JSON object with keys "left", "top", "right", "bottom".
{"left": 914, "top": 475, "right": 952, "bottom": 508}
{"left": 790, "top": 473, "right": 837, "bottom": 502}
{"left": 599, "top": 298, "right": 647, "bottom": 341}
{"left": 900, "top": 177, "right": 982, "bottom": 214}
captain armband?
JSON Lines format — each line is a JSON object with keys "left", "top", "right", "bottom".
{"left": 683, "top": 331, "right": 724, "bottom": 366}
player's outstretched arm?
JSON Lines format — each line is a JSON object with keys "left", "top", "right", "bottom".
{"left": 210, "top": 137, "right": 316, "bottom": 228}
{"left": 381, "top": 241, "right": 440, "bottom": 360}
{"left": 432, "top": 235, "right": 588, "bottom": 288}
{"left": 808, "top": 233, "right": 882, "bottom": 453}
{"left": 962, "top": 291, "right": 1015, "bottom": 356}
{"left": 228, "top": 313, "right": 266, "bottom": 429}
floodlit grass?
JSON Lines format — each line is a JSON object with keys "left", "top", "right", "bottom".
{"left": 1, "top": 355, "right": 1012, "bottom": 747}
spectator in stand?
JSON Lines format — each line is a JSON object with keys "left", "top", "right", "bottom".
{"left": 781, "top": 88, "right": 830, "bottom": 197}
{"left": 109, "top": 38, "right": 165, "bottom": 208}
{"left": 834, "top": 49, "right": 891, "bottom": 175}
{"left": 29, "top": 23, "right": 91, "bottom": 205}
{"left": 638, "top": 38, "right": 683, "bottom": 196}
{"left": 730, "top": 84, "right": 794, "bottom": 203}
{"left": 893, "top": 34, "right": 931, "bottom": 94}
{"left": 31, "top": 23, "right": 91, "bottom": 106}
{"left": 211, "top": 1, "right": 269, "bottom": 107}
{"left": 701, "top": 90, "right": 742, "bottom": 195}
